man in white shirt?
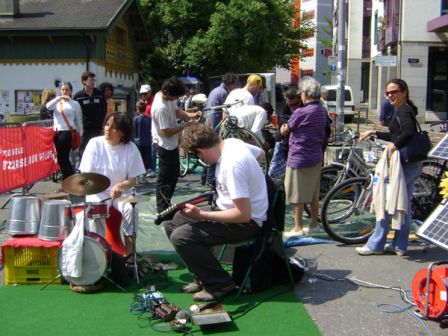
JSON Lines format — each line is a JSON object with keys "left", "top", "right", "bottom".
{"left": 163, "top": 123, "right": 268, "bottom": 302}
{"left": 224, "top": 74, "right": 263, "bottom": 112}
{"left": 151, "top": 77, "right": 201, "bottom": 213}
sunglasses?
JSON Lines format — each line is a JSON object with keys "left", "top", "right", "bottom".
{"left": 385, "top": 89, "right": 402, "bottom": 96}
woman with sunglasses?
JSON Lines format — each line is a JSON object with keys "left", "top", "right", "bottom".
{"left": 356, "top": 78, "right": 423, "bottom": 256}
{"left": 46, "top": 82, "right": 83, "bottom": 180}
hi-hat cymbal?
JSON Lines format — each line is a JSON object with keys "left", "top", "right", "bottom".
{"left": 115, "top": 194, "right": 151, "bottom": 203}
{"left": 62, "top": 173, "right": 110, "bottom": 196}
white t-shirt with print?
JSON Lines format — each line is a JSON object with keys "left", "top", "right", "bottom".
{"left": 79, "top": 136, "right": 146, "bottom": 202}
{"left": 151, "top": 92, "right": 179, "bottom": 150}
{"left": 215, "top": 138, "right": 267, "bottom": 226}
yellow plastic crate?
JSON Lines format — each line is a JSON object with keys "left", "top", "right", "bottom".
{"left": 4, "top": 245, "right": 62, "bottom": 285}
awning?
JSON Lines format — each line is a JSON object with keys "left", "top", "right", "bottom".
{"left": 427, "top": 14, "right": 448, "bottom": 32}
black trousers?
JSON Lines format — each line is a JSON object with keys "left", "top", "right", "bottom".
{"left": 163, "top": 206, "right": 260, "bottom": 291}
{"left": 54, "top": 131, "right": 74, "bottom": 180}
{"left": 80, "top": 128, "right": 103, "bottom": 158}
{"left": 156, "top": 145, "right": 180, "bottom": 212}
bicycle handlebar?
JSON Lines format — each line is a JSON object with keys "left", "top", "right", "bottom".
{"left": 202, "top": 100, "right": 241, "bottom": 111}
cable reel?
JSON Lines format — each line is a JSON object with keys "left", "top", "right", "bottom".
{"left": 412, "top": 261, "right": 448, "bottom": 319}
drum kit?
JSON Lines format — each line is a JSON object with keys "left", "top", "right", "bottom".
{"left": 5, "top": 172, "right": 151, "bottom": 292}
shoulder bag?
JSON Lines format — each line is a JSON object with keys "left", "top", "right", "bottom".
{"left": 397, "top": 106, "right": 431, "bottom": 163}
{"left": 59, "top": 99, "right": 81, "bottom": 150}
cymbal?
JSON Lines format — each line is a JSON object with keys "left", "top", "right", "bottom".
{"left": 115, "top": 194, "right": 151, "bottom": 203}
{"left": 62, "top": 173, "right": 110, "bottom": 196}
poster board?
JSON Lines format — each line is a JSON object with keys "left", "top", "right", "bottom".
{"left": 15, "top": 90, "right": 42, "bottom": 114}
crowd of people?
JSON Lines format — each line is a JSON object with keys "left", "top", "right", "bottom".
{"left": 35, "top": 71, "right": 424, "bottom": 301}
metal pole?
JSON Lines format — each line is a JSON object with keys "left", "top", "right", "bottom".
{"left": 336, "top": 0, "right": 346, "bottom": 143}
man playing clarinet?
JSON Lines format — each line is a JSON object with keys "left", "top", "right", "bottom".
{"left": 162, "top": 123, "right": 268, "bottom": 302}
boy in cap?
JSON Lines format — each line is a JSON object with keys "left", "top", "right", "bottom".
{"left": 139, "top": 84, "right": 156, "bottom": 177}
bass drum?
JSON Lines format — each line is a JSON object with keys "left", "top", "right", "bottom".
{"left": 58, "top": 232, "right": 112, "bottom": 286}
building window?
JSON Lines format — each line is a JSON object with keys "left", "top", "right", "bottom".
{"left": 115, "top": 27, "right": 127, "bottom": 46}
{"left": 303, "top": 10, "right": 315, "bottom": 20}
{"left": 302, "top": 48, "right": 314, "bottom": 57}
{"left": 443, "top": 0, "right": 448, "bottom": 15}
{"left": 301, "top": 69, "right": 314, "bottom": 77}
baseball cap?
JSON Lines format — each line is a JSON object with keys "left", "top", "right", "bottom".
{"left": 139, "top": 84, "right": 151, "bottom": 93}
{"left": 247, "top": 74, "right": 263, "bottom": 88}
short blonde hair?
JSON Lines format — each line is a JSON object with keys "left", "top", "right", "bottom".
{"left": 247, "top": 74, "right": 263, "bottom": 88}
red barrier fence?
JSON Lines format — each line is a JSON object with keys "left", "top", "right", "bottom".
{"left": 0, "top": 121, "right": 59, "bottom": 193}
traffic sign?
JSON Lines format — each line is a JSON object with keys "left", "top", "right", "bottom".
{"left": 328, "top": 56, "right": 337, "bottom": 66}
{"left": 375, "top": 55, "right": 397, "bottom": 67}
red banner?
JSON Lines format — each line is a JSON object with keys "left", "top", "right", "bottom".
{"left": 0, "top": 125, "right": 59, "bottom": 193}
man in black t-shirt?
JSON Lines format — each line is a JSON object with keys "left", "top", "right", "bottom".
{"left": 73, "top": 71, "right": 107, "bottom": 157}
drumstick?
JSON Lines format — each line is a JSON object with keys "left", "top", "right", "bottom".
{"left": 154, "top": 191, "right": 214, "bottom": 225}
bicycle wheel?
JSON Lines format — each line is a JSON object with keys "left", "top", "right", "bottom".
{"left": 412, "top": 173, "right": 441, "bottom": 221}
{"left": 321, "top": 177, "right": 375, "bottom": 244}
{"left": 221, "top": 125, "right": 268, "bottom": 174}
{"left": 303, "top": 164, "right": 342, "bottom": 218}
{"left": 179, "top": 148, "right": 190, "bottom": 177}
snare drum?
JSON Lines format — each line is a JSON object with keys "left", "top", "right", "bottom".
{"left": 87, "top": 202, "right": 109, "bottom": 219}
{"left": 58, "top": 232, "right": 112, "bottom": 286}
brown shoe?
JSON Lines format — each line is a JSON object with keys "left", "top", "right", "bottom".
{"left": 192, "top": 282, "right": 235, "bottom": 302}
{"left": 181, "top": 282, "right": 203, "bottom": 293}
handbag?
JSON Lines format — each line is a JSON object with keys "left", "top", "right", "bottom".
{"left": 268, "top": 141, "right": 287, "bottom": 180}
{"left": 59, "top": 99, "right": 81, "bottom": 150}
{"left": 397, "top": 107, "right": 431, "bottom": 163}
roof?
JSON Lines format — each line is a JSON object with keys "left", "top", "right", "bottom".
{"left": 0, "top": 0, "right": 137, "bottom": 31}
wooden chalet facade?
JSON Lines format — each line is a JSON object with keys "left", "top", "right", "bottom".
{"left": 0, "top": 0, "right": 149, "bottom": 117}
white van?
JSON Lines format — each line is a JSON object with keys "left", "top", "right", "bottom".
{"left": 321, "top": 85, "right": 356, "bottom": 122}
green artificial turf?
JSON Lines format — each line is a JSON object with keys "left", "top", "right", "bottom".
{"left": 0, "top": 253, "right": 321, "bottom": 336}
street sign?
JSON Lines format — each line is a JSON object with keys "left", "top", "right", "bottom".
{"left": 328, "top": 56, "right": 337, "bottom": 66}
{"left": 375, "top": 55, "right": 397, "bottom": 67}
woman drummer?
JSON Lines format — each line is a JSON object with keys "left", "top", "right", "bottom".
{"left": 78, "top": 112, "right": 145, "bottom": 257}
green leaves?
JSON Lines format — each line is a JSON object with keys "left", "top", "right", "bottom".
{"left": 139, "top": 0, "right": 315, "bottom": 87}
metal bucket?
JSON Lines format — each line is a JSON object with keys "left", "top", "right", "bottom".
{"left": 6, "top": 195, "right": 42, "bottom": 236}
{"left": 38, "top": 200, "right": 74, "bottom": 241}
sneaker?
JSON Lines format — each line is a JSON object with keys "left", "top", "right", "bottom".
{"left": 283, "top": 229, "right": 305, "bottom": 239}
{"left": 355, "top": 245, "right": 383, "bottom": 256}
{"left": 181, "top": 282, "right": 203, "bottom": 294}
{"left": 384, "top": 243, "right": 407, "bottom": 256}
{"left": 307, "top": 227, "right": 324, "bottom": 235}
{"left": 146, "top": 170, "right": 156, "bottom": 178}
{"left": 192, "top": 282, "right": 235, "bottom": 302}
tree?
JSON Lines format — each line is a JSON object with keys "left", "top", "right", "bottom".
{"left": 140, "top": 0, "right": 315, "bottom": 89}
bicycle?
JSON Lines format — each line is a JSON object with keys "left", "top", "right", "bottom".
{"left": 320, "top": 143, "right": 443, "bottom": 244}
{"left": 178, "top": 100, "right": 269, "bottom": 176}
{"left": 303, "top": 129, "right": 384, "bottom": 218}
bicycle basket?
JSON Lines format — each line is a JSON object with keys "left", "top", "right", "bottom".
{"left": 348, "top": 149, "right": 368, "bottom": 176}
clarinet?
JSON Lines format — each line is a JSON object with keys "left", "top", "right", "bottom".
{"left": 154, "top": 191, "right": 215, "bottom": 225}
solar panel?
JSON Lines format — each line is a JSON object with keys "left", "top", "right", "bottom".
{"left": 417, "top": 200, "right": 448, "bottom": 250}
{"left": 429, "top": 132, "right": 448, "bottom": 160}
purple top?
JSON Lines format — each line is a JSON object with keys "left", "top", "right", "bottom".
{"left": 287, "top": 101, "right": 327, "bottom": 168}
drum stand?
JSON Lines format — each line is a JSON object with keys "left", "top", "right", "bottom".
{"left": 40, "top": 270, "right": 127, "bottom": 292}
{"left": 126, "top": 198, "right": 140, "bottom": 284}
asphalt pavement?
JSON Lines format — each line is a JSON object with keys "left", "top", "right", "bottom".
{"left": 1, "top": 113, "right": 448, "bottom": 336}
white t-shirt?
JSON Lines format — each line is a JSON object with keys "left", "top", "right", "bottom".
{"left": 228, "top": 105, "right": 267, "bottom": 140}
{"left": 151, "top": 91, "right": 179, "bottom": 150}
{"left": 224, "top": 88, "right": 255, "bottom": 113}
{"left": 46, "top": 96, "right": 83, "bottom": 134}
{"left": 79, "top": 136, "right": 146, "bottom": 202}
{"left": 215, "top": 138, "right": 267, "bottom": 226}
